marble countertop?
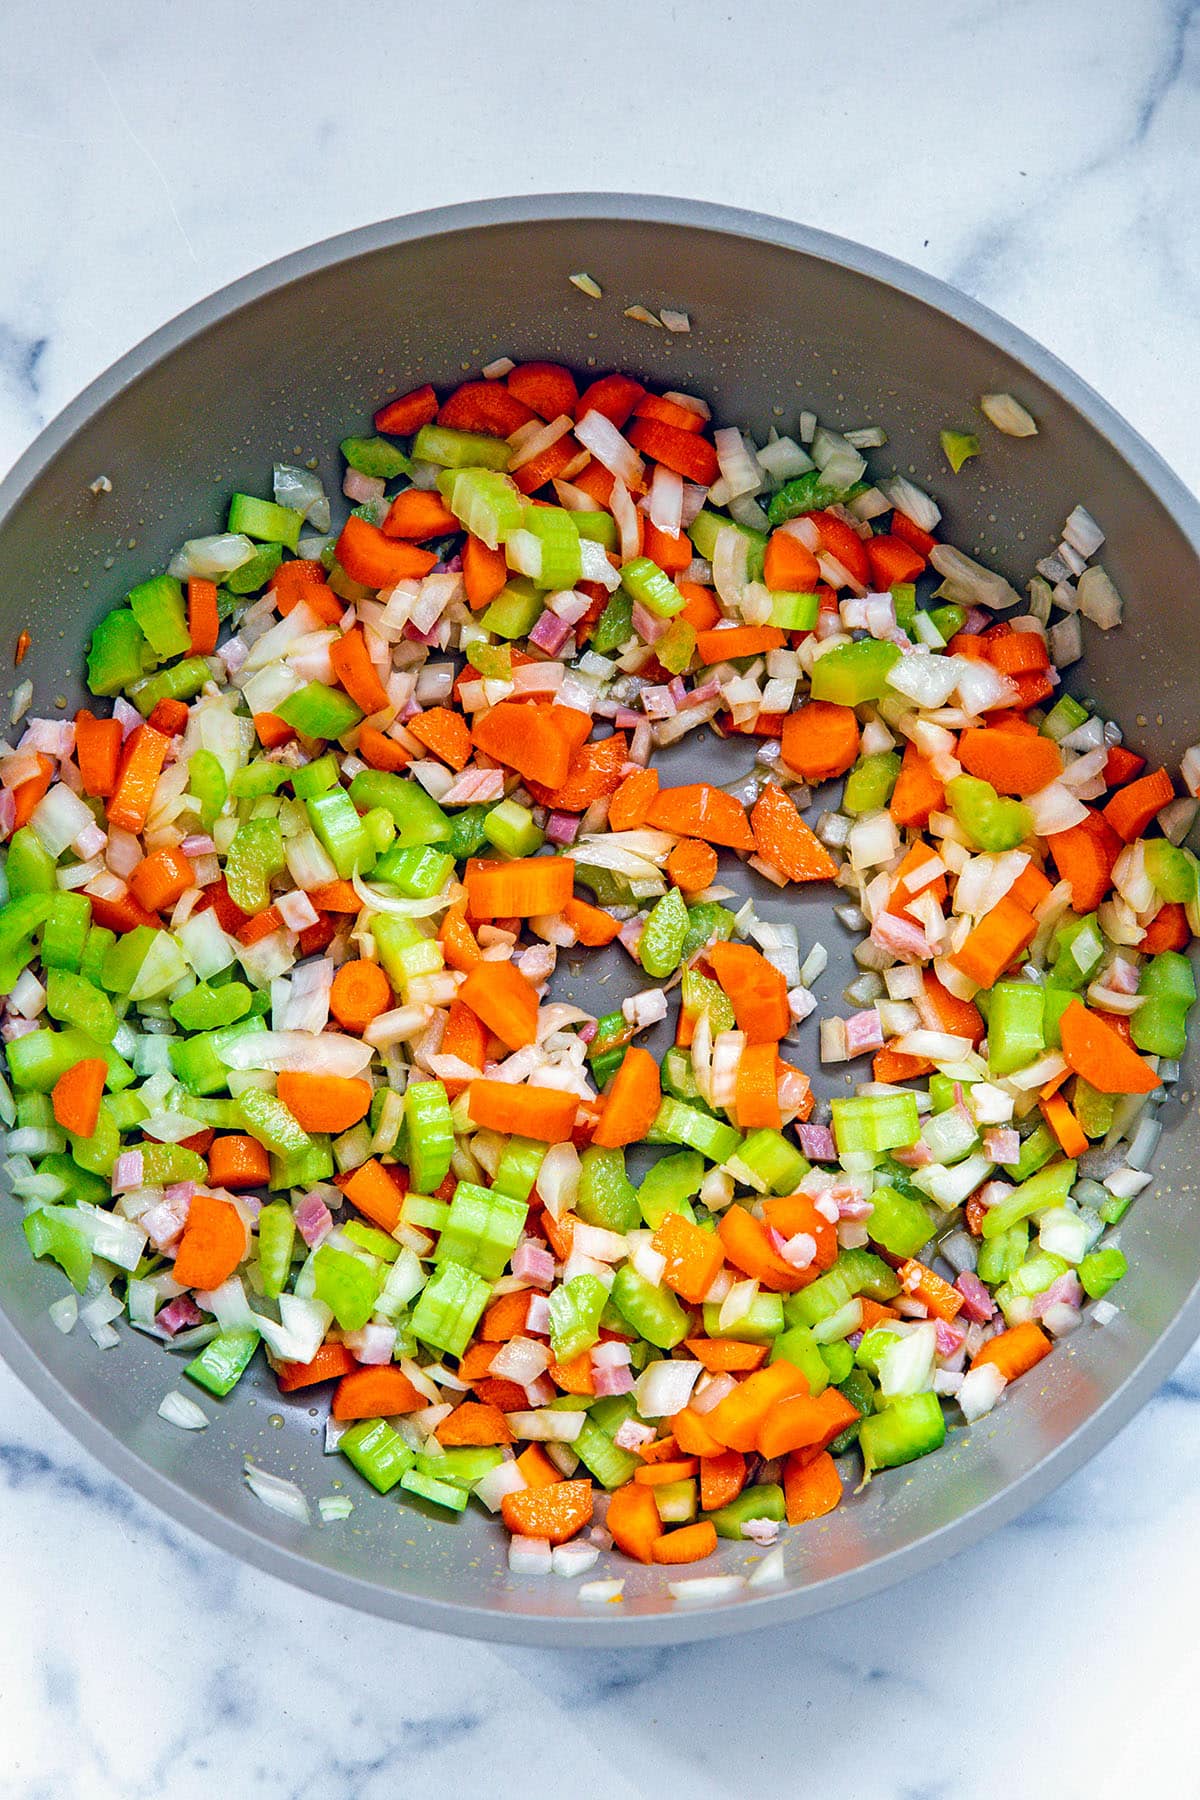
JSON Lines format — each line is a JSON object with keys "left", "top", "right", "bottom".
{"left": 3, "top": 0, "right": 1199, "bottom": 1793}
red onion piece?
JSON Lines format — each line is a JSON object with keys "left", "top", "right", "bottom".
{"left": 954, "top": 1271, "right": 995, "bottom": 1323}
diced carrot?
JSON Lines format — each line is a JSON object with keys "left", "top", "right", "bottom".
{"left": 464, "top": 856, "right": 574, "bottom": 919}
{"left": 467, "top": 1081, "right": 578, "bottom": 1142}
{"left": 750, "top": 782, "right": 837, "bottom": 882}
{"left": 1041, "top": 1090, "right": 1089, "bottom": 1158}
{"left": 633, "top": 1458, "right": 699, "bottom": 1487}
{"left": 173, "top": 1191, "right": 248, "bottom": 1289}
{"left": 734, "top": 1040, "right": 783, "bottom": 1130}
{"left": 438, "top": 999, "right": 489, "bottom": 1080}
{"left": 334, "top": 516, "right": 437, "bottom": 588}
{"left": 627, "top": 417, "right": 718, "bottom": 486}
{"left": 480, "top": 1289, "right": 532, "bottom": 1342}
{"left": 374, "top": 384, "right": 438, "bottom": 435}
{"left": 1009, "top": 860, "right": 1054, "bottom": 912}
{"left": 107, "top": 726, "right": 170, "bottom": 834}
{"left": 276, "top": 1071, "right": 372, "bottom": 1134}
{"left": 642, "top": 520, "right": 693, "bottom": 572}
{"left": 1059, "top": 999, "right": 1161, "bottom": 1095}
{"left": 330, "top": 624, "right": 390, "bottom": 716}
{"left": 608, "top": 766, "right": 660, "bottom": 831}
{"left": 813, "top": 512, "right": 870, "bottom": 587}
{"left": 606, "top": 1480, "right": 664, "bottom": 1563}
{"left": 10, "top": 754, "right": 53, "bottom": 831}
{"left": 501, "top": 1478, "right": 593, "bottom": 1545}
{"left": 873, "top": 1043, "right": 934, "bottom": 1083}
{"left": 764, "top": 528, "right": 821, "bottom": 592}
{"left": 703, "top": 1360, "right": 810, "bottom": 1452}
{"left": 1045, "top": 809, "right": 1123, "bottom": 913}
{"left": 547, "top": 1351, "right": 595, "bottom": 1395}
{"left": 671, "top": 1406, "right": 726, "bottom": 1458}
{"left": 515, "top": 1443, "right": 561, "bottom": 1489}
{"left": 700, "top": 1448, "right": 747, "bottom": 1511}
{"left": 356, "top": 725, "right": 412, "bottom": 772}
{"left": 632, "top": 391, "right": 706, "bottom": 433}
{"left": 51, "top": 1058, "right": 107, "bottom": 1138}
{"left": 950, "top": 895, "right": 1038, "bottom": 990}
{"left": 147, "top": 697, "right": 189, "bottom": 737}
{"left": 129, "top": 846, "right": 195, "bottom": 915}
{"left": 274, "top": 1340, "right": 358, "bottom": 1392}
{"left": 650, "top": 1521, "right": 718, "bottom": 1565}
{"left": 330, "top": 958, "right": 393, "bottom": 1033}
{"left": 206, "top": 1135, "right": 270, "bottom": 1191}
{"left": 717, "top": 1206, "right": 813, "bottom": 1293}
{"left": 897, "top": 1258, "right": 963, "bottom": 1322}
{"left": 918, "top": 971, "right": 985, "bottom": 1046}
{"left": 462, "top": 534, "right": 509, "bottom": 608}
{"left": 889, "top": 740, "right": 944, "bottom": 829}
{"left": 865, "top": 533, "right": 925, "bottom": 587}
{"left": 677, "top": 580, "right": 721, "bottom": 631}
{"left": 406, "top": 706, "right": 471, "bottom": 772}
{"left": 781, "top": 700, "right": 860, "bottom": 784}
{"left": 957, "top": 727, "right": 1063, "bottom": 797}
{"left": 759, "top": 1195, "right": 837, "bottom": 1268}
{"left": 575, "top": 372, "right": 646, "bottom": 429}
{"left": 707, "top": 940, "right": 791, "bottom": 1042}
{"left": 253, "top": 712, "right": 296, "bottom": 750}
{"left": 665, "top": 838, "right": 718, "bottom": 895}
{"left": 783, "top": 1449, "right": 843, "bottom": 1524}
{"left": 439, "top": 899, "right": 483, "bottom": 971}
{"left": 1103, "top": 744, "right": 1146, "bottom": 788}
{"left": 1143, "top": 902, "right": 1190, "bottom": 953}
{"left": 74, "top": 711, "right": 123, "bottom": 799}
{"left": 1103, "top": 767, "right": 1176, "bottom": 841}
{"left": 513, "top": 434, "right": 585, "bottom": 496}
{"left": 970, "top": 1321, "right": 1052, "bottom": 1381}
{"left": 306, "top": 880, "right": 363, "bottom": 913}
{"left": 592, "top": 1046, "right": 661, "bottom": 1149}
{"left": 694, "top": 625, "right": 786, "bottom": 663}
{"left": 439, "top": 380, "right": 535, "bottom": 437}
{"left": 569, "top": 459, "right": 616, "bottom": 506}
{"left": 651, "top": 1211, "right": 725, "bottom": 1304}
{"left": 507, "top": 361, "right": 579, "bottom": 420}
{"left": 340, "top": 1158, "right": 403, "bottom": 1232}
{"left": 757, "top": 1387, "right": 860, "bottom": 1461}
{"left": 646, "top": 783, "right": 753, "bottom": 850}
{"left": 382, "top": 488, "right": 459, "bottom": 539}
{"left": 890, "top": 509, "right": 937, "bottom": 556}
{"left": 684, "top": 1338, "right": 768, "bottom": 1373}
{"left": 332, "top": 1365, "right": 424, "bottom": 1419}
{"left": 186, "top": 576, "right": 220, "bottom": 655}
{"left": 436, "top": 1401, "right": 513, "bottom": 1446}
{"left": 563, "top": 895, "right": 620, "bottom": 946}
{"left": 527, "top": 732, "right": 629, "bottom": 813}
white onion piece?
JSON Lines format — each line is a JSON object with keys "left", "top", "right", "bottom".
{"left": 243, "top": 1461, "right": 310, "bottom": 1524}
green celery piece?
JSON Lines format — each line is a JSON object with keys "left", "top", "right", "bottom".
{"left": 592, "top": 591, "right": 634, "bottom": 654}
{"left": 37, "top": 1156, "right": 110, "bottom": 1205}
{"left": 238, "top": 1086, "right": 311, "bottom": 1157}
{"left": 373, "top": 914, "right": 442, "bottom": 993}
{"left": 731, "top": 1128, "right": 809, "bottom": 1195}
{"left": 410, "top": 1259, "right": 492, "bottom": 1357}
{"left": 269, "top": 1135, "right": 333, "bottom": 1191}
{"left": 927, "top": 603, "right": 966, "bottom": 641}
{"left": 169, "top": 1016, "right": 267, "bottom": 1097}
{"left": 709, "top": 1484, "right": 786, "bottom": 1538}
{"left": 443, "top": 467, "right": 523, "bottom": 547}
{"left": 769, "top": 1324, "right": 829, "bottom": 1394}
{"left": 573, "top": 1408, "right": 641, "bottom": 1490}
{"left": 1073, "top": 1079, "right": 1115, "bottom": 1140}
{"left": 810, "top": 640, "right": 901, "bottom": 705}
{"left": 947, "top": 776, "right": 1032, "bottom": 853}
{"left": 1144, "top": 838, "right": 1198, "bottom": 904}
{"left": 940, "top": 430, "right": 979, "bottom": 473}
{"left": 843, "top": 752, "right": 901, "bottom": 815}
{"left": 835, "top": 1247, "right": 902, "bottom": 1301}
{"left": 185, "top": 1330, "right": 260, "bottom": 1397}
{"left": 891, "top": 584, "right": 918, "bottom": 633}
{"left": 5, "top": 829, "right": 57, "bottom": 898}
{"left": 306, "top": 789, "right": 372, "bottom": 880}
{"left": 23, "top": 1208, "right": 93, "bottom": 1292}
{"left": 225, "top": 817, "right": 286, "bottom": 912}
{"left": 679, "top": 966, "right": 735, "bottom": 1035}
{"left": 767, "top": 590, "right": 820, "bottom": 629}
{"left": 465, "top": 641, "right": 513, "bottom": 680}
{"left": 256, "top": 1202, "right": 296, "bottom": 1298}
{"left": 589, "top": 1048, "right": 623, "bottom": 1088}
{"left": 652, "top": 1096, "right": 741, "bottom": 1164}
{"left": 481, "top": 578, "right": 543, "bottom": 640}
{"left": 44, "top": 969, "right": 117, "bottom": 1042}
{"left": 291, "top": 753, "right": 340, "bottom": 800}
{"left": 830, "top": 1368, "right": 875, "bottom": 1453}
{"left": 224, "top": 543, "right": 284, "bottom": 596}
{"left": 981, "top": 1159, "right": 1077, "bottom": 1239}
{"left": 860, "top": 1393, "right": 946, "bottom": 1476}
{"left": 688, "top": 510, "right": 767, "bottom": 579}
{"left": 518, "top": 506, "right": 582, "bottom": 587}
{"left": 576, "top": 1146, "right": 640, "bottom": 1233}
{"left": 86, "top": 608, "right": 151, "bottom": 696}
{"left": 371, "top": 844, "right": 453, "bottom": 899}
{"left": 482, "top": 799, "right": 543, "bottom": 859}
{"left": 765, "top": 472, "right": 863, "bottom": 526}
{"left": 415, "top": 1446, "right": 505, "bottom": 1487}
{"left": 1132, "top": 951, "right": 1196, "bottom": 1058}
{"left": 67, "top": 1098, "right": 121, "bottom": 1176}
{"left": 411, "top": 425, "right": 511, "bottom": 470}
{"left": 701, "top": 1293, "right": 784, "bottom": 1342}
{"left": 640, "top": 887, "right": 689, "bottom": 978}
{"left": 6, "top": 1025, "right": 131, "bottom": 1095}
{"left": 129, "top": 656, "right": 211, "bottom": 717}
{"left": 227, "top": 493, "right": 302, "bottom": 551}
{"left": 189, "top": 748, "right": 228, "bottom": 827}
{"left": 492, "top": 1136, "right": 546, "bottom": 1202}
{"left": 548, "top": 1272, "right": 608, "bottom": 1362}
{"left": 341, "top": 436, "right": 412, "bottom": 479}
{"left": 170, "top": 981, "right": 252, "bottom": 1031}
{"left": 1042, "top": 695, "right": 1090, "bottom": 743}
{"left": 405, "top": 1080, "right": 454, "bottom": 1193}
{"left": 1079, "top": 1246, "right": 1127, "bottom": 1299}
{"left": 988, "top": 982, "right": 1045, "bottom": 1077}
{"left": 977, "top": 1222, "right": 1028, "bottom": 1285}
{"left": 400, "top": 1467, "right": 471, "bottom": 1512}
{"left": 126, "top": 574, "right": 190, "bottom": 660}
{"left": 679, "top": 903, "right": 736, "bottom": 966}
{"left": 620, "top": 556, "right": 684, "bottom": 618}
{"left": 40, "top": 892, "right": 92, "bottom": 973}
{"left": 313, "top": 1245, "right": 379, "bottom": 1331}
{"left": 434, "top": 1180, "right": 525, "bottom": 1281}
{"left": 655, "top": 618, "right": 696, "bottom": 675}
{"left": 864, "top": 1185, "right": 935, "bottom": 1258}
{"left": 439, "top": 801, "right": 493, "bottom": 863}
{"left": 277, "top": 682, "right": 363, "bottom": 741}
{"left": 340, "top": 1417, "right": 415, "bottom": 1492}
{"left": 831, "top": 1092, "right": 921, "bottom": 1155}
{"left": 232, "top": 761, "right": 288, "bottom": 798}
{"left": 140, "top": 1144, "right": 207, "bottom": 1185}
{"left": 610, "top": 1265, "right": 689, "bottom": 1349}
{"left": 348, "top": 770, "right": 450, "bottom": 847}
{"left": 637, "top": 1151, "right": 704, "bottom": 1227}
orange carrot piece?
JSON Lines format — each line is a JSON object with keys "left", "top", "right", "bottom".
{"left": 439, "top": 998, "right": 489, "bottom": 1076}
{"left": 606, "top": 1481, "right": 664, "bottom": 1563}
{"left": 677, "top": 579, "right": 721, "bottom": 631}
{"left": 527, "top": 732, "right": 629, "bottom": 813}
{"left": 129, "top": 846, "right": 195, "bottom": 915}
{"left": 632, "top": 391, "right": 706, "bottom": 433}
{"left": 1103, "top": 766, "right": 1176, "bottom": 841}
{"left": 107, "top": 725, "right": 170, "bottom": 834}
{"left": 74, "top": 710, "right": 123, "bottom": 799}
{"left": 514, "top": 1443, "right": 561, "bottom": 1488}
{"left": 781, "top": 701, "right": 860, "bottom": 784}
{"left": 1059, "top": 999, "right": 1161, "bottom": 1095}
{"left": 274, "top": 1340, "right": 358, "bottom": 1392}
{"left": 735, "top": 1040, "right": 782, "bottom": 1130}
{"left": 563, "top": 895, "right": 620, "bottom": 946}
{"left": 950, "top": 895, "right": 1038, "bottom": 990}
{"left": 338, "top": 1158, "right": 404, "bottom": 1232}
{"left": 187, "top": 577, "right": 220, "bottom": 655}
{"left": 471, "top": 700, "right": 579, "bottom": 790}
{"left": 462, "top": 534, "right": 509, "bottom": 608}
{"left": 439, "top": 899, "right": 483, "bottom": 971}
{"left": 329, "top": 958, "right": 393, "bottom": 1034}
{"left": 783, "top": 1449, "right": 843, "bottom": 1524}
{"left": 439, "top": 380, "right": 535, "bottom": 437}
{"left": 651, "top": 1211, "right": 725, "bottom": 1305}
{"left": 636, "top": 1434, "right": 681, "bottom": 1464}
{"left": 1046, "top": 809, "right": 1123, "bottom": 913}
{"left": 357, "top": 725, "right": 412, "bottom": 772}
{"left": 253, "top": 712, "right": 296, "bottom": 751}
{"left": 627, "top": 417, "right": 719, "bottom": 486}
{"left": 467, "top": 1080, "right": 578, "bottom": 1142}
{"left": 206, "top": 1135, "right": 270, "bottom": 1191}
{"left": 147, "top": 697, "right": 189, "bottom": 737}
{"left": 407, "top": 706, "right": 472, "bottom": 772}
{"left": 699, "top": 1449, "right": 747, "bottom": 1511}
{"left": 684, "top": 1338, "right": 768, "bottom": 1373}
{"left": 694, "top": 625, "right": 787, "bottom": 664}
{"left": 717, "top": 1206, "right": 813, "bottom": 1294}
{"left": 957, "top": 727, "right": 1063, "bottom": 796}
{"left": 760, "top": 1194, "right": 838, "bottom": 1269}
{"left": 592, "top": 1046, "right": 661, "bottom": 1148}
{"left": 757, "top": 1387, "right": 860, "bottom": 1461}
{"left": 918, "top": 971, "right": 985, "bottom": 1046}
{"left": 576, "top": 372, "right": 646, "bottom": 429}
{"left": 671, "top": 1407, "right": 726, "bottom": 1458}
{"left": 750, "top": 782, "right": 837, "bottom": 882}
{"left": 480, "top": 1289, "right": 532, "bottom": 1342}
{"left": 1103, "top": 744, "right": 1146, "bottom": 788}
{"left": 873, "top": 1043, "right": 935, "bottom": 1083}
{"left": 547, "top": 1351, "right": 596, "bottom": 1395}
{"left": 436, "top": 1401, "right": 513, "bottom": 1446}
{"left": 507, "top": 361, "right": 579, "bottom": 420}
{"left": 642, "top": 520, "right": 693, "bottom": 572}
{"left": 330, "top": 624, "right": 390, "bottom": 716}
{"left": 646, "top": 783, "right": 753, "bottom": 850}
{"left": 1041, "top": 1090, "right": 1089, "bottom": 1158}
{"left": 335, "top": 516, "right": 437, "bottom": 588}
{"left": 306, "top": 879, "right": 364, "bottom": 913}
{"left": 1143, "top": 902, "right": 1190, "bottom": 953}
{"left": 332, "top": 1365, "right": 424, "bottom": 1419}
{"left": 651, "top": 1521, "right": 718, "bottom": 1565}
{"left": 11, "top": 754, "right": 53, "bottom": 830}
{"left": 1009, "top": 860, "right": 1054, "bottom": 912}
{"left": 501, "top": 1478, "right": 593, "bottom": 1545}
{"left": 608, "top": 766, "right": 660, "bottom": 831}
{"left": 464, "top": 857, "right": 574, "bottom": 920}
{"left": 889, "top": 739, "right": 945, "bottom": 829}
{"left": 381, "top": 488, "right": 459, "bottom": 539}
{"left": 707, "top": 940, "right": 791, "bottom": 1042}
{"left": 173, "top": 1192, "right": 248, "bottom": 1289}
{"left": 633, "top": 1458, "right": 699, "bottom": 1487}
{"left": 703, "top": 1360, "right": 810, "bottom": 1453}
{"left": 374, "top": 384, "right": 438, "bottom": 435}
{"left": 50, "top": 1058, "right": 106, "bottom": 1138}
{"left": 663, "top": 838, "right": 719, "bottom": 902}
{"left": 459, "top": 959, "right": 540, "bottom": 1052}
{"left": 897, "top": 1258, "right": 964, "bottom": 1322}
{"left": 970, "top": 1321, "right": 1052, "bottom": 1381}
{"left": 764, "top": 528, "right": 821, "bottom": 592}
{"left": 275, "top": 1071, "right": 372, "bottom": 1134}
{"left": 512, "top": 433, "right": 586, "bottom": 497}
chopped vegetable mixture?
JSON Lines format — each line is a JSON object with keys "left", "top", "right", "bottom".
{"left": 2, "top": 355, "right": 1196, "bottom": 1593}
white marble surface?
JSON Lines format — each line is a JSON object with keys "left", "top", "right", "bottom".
{"left": 2, "top": 0, "right": 1199, "bottom": 1793}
